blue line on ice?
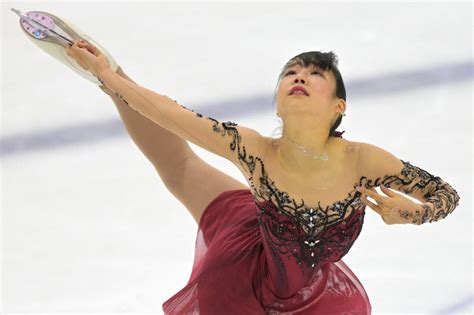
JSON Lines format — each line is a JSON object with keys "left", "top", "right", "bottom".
{"left": 1, "top": 60, "right": 473, "bottom": 157}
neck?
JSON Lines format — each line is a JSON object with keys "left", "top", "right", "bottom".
{"left": 276, "top": 126, "right": 335, "bottom": 172}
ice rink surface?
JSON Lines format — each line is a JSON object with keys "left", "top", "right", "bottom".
{"left": 1, "top": 1, "right": 472, "bottom": 314}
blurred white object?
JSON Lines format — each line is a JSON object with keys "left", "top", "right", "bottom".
{"left": 11, "top": 8, "right": 118, "bottom": 85}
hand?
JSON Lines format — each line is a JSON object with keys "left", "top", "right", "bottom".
{"left": 357, "top": 185, "right": 422, "bottom": 225}
{"left": 66, "top": 39, "right": 111, "bottom": 77}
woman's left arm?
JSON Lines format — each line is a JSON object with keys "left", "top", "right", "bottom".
{"left": 356, "top": 142, "right": 461, "bottom": 225}
{"left": 65, "top": 41, "right": 265, "bottom": 167}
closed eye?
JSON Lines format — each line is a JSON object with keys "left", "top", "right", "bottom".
{"left": 284, "top": 70, "right": 320, "bottom": 76}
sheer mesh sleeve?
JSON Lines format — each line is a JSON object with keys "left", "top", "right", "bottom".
{"left": 93, "top": 72, "right": 263, "bottom": 166}
{"left": 375, "top": 159, "right": 461, "bottom": 225}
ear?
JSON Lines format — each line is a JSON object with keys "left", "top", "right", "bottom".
{"left": 336, "top": 98, "right": 346, "bottom": 114}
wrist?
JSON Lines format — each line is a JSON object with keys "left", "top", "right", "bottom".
{"left": 416, "top": 202, "right": 434, "bottom": 225}
{"left": 97, "top": 67, "right": 115, "bottom": 80}
{"left": 94, "top": 68, "right": 115, "bottom": 87}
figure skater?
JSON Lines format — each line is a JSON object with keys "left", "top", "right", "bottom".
{"left": 66, "top": 40, "right": 460, "bottom": 314}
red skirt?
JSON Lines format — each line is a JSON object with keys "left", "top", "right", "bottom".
{"left": 163, "top": 189, "right": 372, "bottom": 314}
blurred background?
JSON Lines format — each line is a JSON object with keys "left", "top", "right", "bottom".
{"left": 1, "top": 1, "right": 472, "bottom": 314}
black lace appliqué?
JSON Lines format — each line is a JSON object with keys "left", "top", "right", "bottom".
{"left": 101, "top": 81, "right": 460, "bottom": 268}
{"left": 249, "top": 155, "right": 367, "bottom": 236}
{"left": 375, "top": 160, "right": 460, "bottom": 224}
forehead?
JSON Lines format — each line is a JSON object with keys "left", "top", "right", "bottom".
{"left": 286, "top": 62, "right": 325, "bottom": 72}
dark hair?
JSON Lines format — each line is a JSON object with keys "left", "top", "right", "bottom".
{"left": 272, "top": 51, "right": 346, "bottom": 138}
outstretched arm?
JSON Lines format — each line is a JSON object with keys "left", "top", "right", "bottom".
{"left": 98, "top": 67, "right": 194, "bottom": 181}
{"left": 95, "top": 68, "right": 263, "bottom": 169}
{"left": 358, "top": 142, "right": 461, "bottom": 225}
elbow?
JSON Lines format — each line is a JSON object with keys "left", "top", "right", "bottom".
{"left": 452, "top": 187, "right": 461, "bottom": 211}
{"left": 445, "top": 181, "right": 461, "bottom": 211}
{"left": 424, "top": 183, "right": 461, "bottom": 223}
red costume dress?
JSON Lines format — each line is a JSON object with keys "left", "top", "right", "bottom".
{"left": 163, "top": 131, "right": 372, "bottom": 314}
{"left": 90, "top": 62, "right": 459, "bottom": 315}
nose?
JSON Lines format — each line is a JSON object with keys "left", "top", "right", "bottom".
{"left": 294, "top": 73, "right": 306, "bottom": 84}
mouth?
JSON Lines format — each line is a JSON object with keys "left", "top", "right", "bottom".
{"left": 289, "top": 86, "right": 309, "bottom": 96}
{"left": 290, "top": 91, "right": 308, "bottom": 96}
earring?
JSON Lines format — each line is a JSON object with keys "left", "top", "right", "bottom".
{"left": 341, "top": 112, "right": 346, "bottom": 117}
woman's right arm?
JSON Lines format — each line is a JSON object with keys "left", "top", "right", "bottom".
{"left": 101, "top": 68, "right": 250, "bottom": 224}
{"left": 101, "top": 67, "right": 194, "bottom": 181}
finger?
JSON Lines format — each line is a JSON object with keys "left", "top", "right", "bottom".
{"left": 72, "top": 40, "right": 83, "bottom": 49}
{"left": 66, "top": 44, "right": 77, "bottom": 57}
{"left": 79, "top": 40, "right": 100, "bottom": 56}
{"left": 380, "top": 184, "right": 396, "bottom": 197}
{"left": 72, "top": 45, "right": 94, "bottom": 59}
{"left": 367, "top": 200, "right": 391, "bottom": 223}
{"left": 78, "top": 39, "right": 89, "bottom": 46}
{"left": 67, "top": 44, "right": 83, "bottom": 59}
{"left": 77, "top": 41, "right": 89, "bottom": 49}
{"left": 361, "top": 194, "right": 383, "bottom": 215}
{"left": 73, "top": 41, "right": 87, "bottom": 49}
{"left": 370, "top": 187, "right": 390, "bottom": 205}
{"left": 69, "top": 42, "right": 82, "bottom": 53}
{"left": 359, "top": 187, "right": 386, "bottom": 204}
{"left": 77, "top": 42, "right": 87, "bottom": 50}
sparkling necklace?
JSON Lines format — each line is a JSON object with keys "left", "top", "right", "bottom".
{"left": 284, "top": 136, "right": 330, "bottom": 160}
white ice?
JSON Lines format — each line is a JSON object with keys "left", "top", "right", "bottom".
{"left": 1, "top": 1, "right": 472, "bottom": 314}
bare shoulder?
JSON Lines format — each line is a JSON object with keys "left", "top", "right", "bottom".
{"left": 356, "top": 141, "right": 405, "bottom": 181}
{"left": 342, "top": 138, "right": 361, "bottom": 155}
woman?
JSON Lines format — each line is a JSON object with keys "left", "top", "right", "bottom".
{"left": 67, "top": 41, "right": 460, "bottom": 314}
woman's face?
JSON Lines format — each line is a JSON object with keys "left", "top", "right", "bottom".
{"left": 276, "top": 63, "right": 338, "bottom": 120}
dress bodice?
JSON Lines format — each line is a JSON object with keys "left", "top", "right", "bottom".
{"left": 238, "top": 131, "right": 370, "bottom": 302}
{"left": 256, "top": 196, "right": 366, "bottom": 268}
{"left": 253, "top": 191, "right": 367, "bottom": 303}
